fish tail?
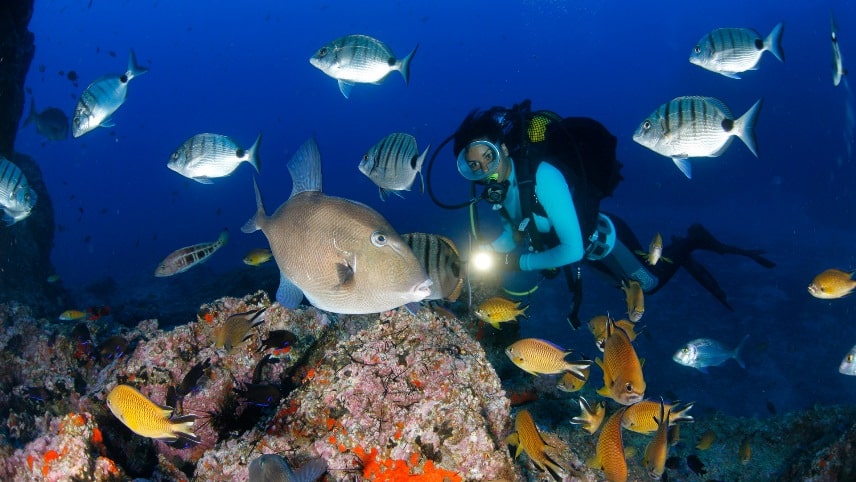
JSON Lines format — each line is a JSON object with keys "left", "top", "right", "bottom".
{"left": 733, "top": 334, "right": 749, "bottom": 369}
{"left": 169, "top": 414, "right": 201, "bottom": 445}
{"left": 519, "top": 303, "right": 530, "bottom": 319}
{"left": 23, "top": 98, "right": 35, "bottom": 127}
{"left": 241, "top": 178, "right": 266, "bottom": 234}
{"left": 217, "top": 229, "right": 229, "bottom": 246}
{"left": 398, "top": 44, "right": 419, "bottom": 85}
{"left": 126, "top": 49, "right": 149, "bottom": 80}
{"left": 764, "top": 22, "right": 785, "bottom": 63}
{"left": 415, "top": 143, "right": 430, "bottom": 193}
{"left": 247, "top": 131, "right": 263, "bottom": 173}
{"left": 734, "top": 99, "right": 763, "bottom": 158}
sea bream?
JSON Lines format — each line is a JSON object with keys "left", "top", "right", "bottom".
{"left": 241, "top": 137, "right": 432, "bottom": 314}
{"left": 831, "top": 14, "right": 847, "bottom": 87}
{"left": 673, "top": 335, "right": 749, "bottom": 373}
{"left": 689, "top": 23, "right": 784, "bottom": 79}
{"left": 310, "top": 34, "right": 418, "bottom": 99}
{"left": 0, "top": 156, "right": 37, "bottom": 225}
{"left": 633, "top": 96, "right": 762, "bottom": 179}
{"left": 359, "top": 133, "right": 429, "bottom": 201}
{"left": 72, "top": 49, "right": 148, "bottom": 137}
{"left": 154, "top": 230, "right": 228, "bottom": 277}
{"left": 168, "top": 132, "right": 262, "bottom": 184}
{"left": 838, "top": 344, "right": 856, "bottom": 375}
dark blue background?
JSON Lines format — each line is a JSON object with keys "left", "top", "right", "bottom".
{"left": 15, "top": 0, "right": 856, "bottom": 416}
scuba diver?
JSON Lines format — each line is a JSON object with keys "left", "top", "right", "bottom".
{"left": 427, "top": 99, "right": 775, "bottom": 328}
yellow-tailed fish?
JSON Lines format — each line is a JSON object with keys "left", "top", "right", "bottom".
{"left": 557, "top": 365, "right": 590, "bottom": 392}
{"left": 506, "top": 409, "right": 565, "bottom": 480}
{"left": 589, "top": 315, "right": 640, "bottom": 352}
{"left": 587, "top": 407, "right": 628, "bottom": 482}
{"left": 643, "top": 401, "right": 670, "bottom": 480}
{"left": 635, "top": 232, "right": 672, "bottom": 266}
{"left": 476, "top": 296, "right": 528, "bottom": 329}
{"left": 622, "top": 400, "right": 694, "bottom": 434}
{"left": 59, "top": 309, "right": 86, "bottom": 321}
{"left": 570, "top": 397, "right": 606, "bottom": 435}
{"left": 739, "top": 436, "right": 752, "bottom": 464}
{"left": 214, "top": 308, "right": 267, "bottom": 353}
{"left": 243, "top": 248, "right": 273, "bottom": 266}
{"left": 696, "top": 429, "right": 716, "bottom": 450}
{"left": 808, "top": 268, "right": 856, "bottom": 299}
{"left": 596, "top": 318, "right": 646, "bottom": 405}
{"left": 621, "top": 279, "right": 644, "bottom": 322}
{"left": 505, "top": 338, "right": 591, "bottom": 379}
{"left": 106, "top": 384, "right": 199, "bottom": 444}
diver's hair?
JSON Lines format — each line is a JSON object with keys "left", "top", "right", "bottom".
{"left": 452, "top": 109, "right": 504, "bottom": 156}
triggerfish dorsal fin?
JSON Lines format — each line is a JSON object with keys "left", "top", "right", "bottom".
{"left": 288, "top": 137, "right": 323, "bottom": 198}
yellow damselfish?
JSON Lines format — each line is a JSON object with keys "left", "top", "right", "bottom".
{"left": 622, "top": 400, "right": 694, "bottom": 434}
{"left": 505, "top": 338, "right": 591, "bottom": 379}
{"left": 808, "top": 268, "right": 856, "bottom": 299}
{"left": 587, "top": 407, "right": 628, "bottom": 482}
{"left": 506, "top": 409, "right": 566, "bottom": 479}
{"left": 243, "top": 248, "right": 273, "bottom": 266}
{"left": 643, "top": 402, "right": 670, "bottom": 480}
{"left": 106, "top": 384, "right": 199, "bottom": 444}
{"left": 475, "top": 296, "right": 528, "bottom": 329}
{"left": 596, "top": 319, "right": 646, "bottom": 405}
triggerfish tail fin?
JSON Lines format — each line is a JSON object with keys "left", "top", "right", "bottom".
{"left": 247, "top": 131, "right": 263, "bottom": 173}
{"left": 733, "top": 334, "right": 750, "bottom": 369}
{"left": 288, "top": 137, "right": 323, "bottom": 198}
{"left": 241, "top": 178, "right": 266, "bottom": 234}
{"left": 126, "top": 49, "right": 149, "bottom": 80}
{"left": 734, "top": 99, "right": 763, "bottom": 158}
{"left": 398, "top": 44, "right": 419, "bottom": 85}
{"left": 765, "top": 22, "right": 785, "bottom": 63}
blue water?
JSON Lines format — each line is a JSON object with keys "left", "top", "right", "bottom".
{"left": 15, "top": 1, "right": 856, "bottom": 417}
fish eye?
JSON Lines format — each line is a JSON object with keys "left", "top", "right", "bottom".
{"left": 642, "top": 120, "right": 651, "bottom": 130}
{"left": 694, "top": 45, "right": 701, "bottom": 54}
{"left": 681, "top": 348, "right": 688, "bottom": 353}
{"left": 625, "top": 383, "right": 633, "bottom": 392}
{"left": 371, "top": 231, "right": 388, "bottom": 247}
{"left": 318, "top": 47, "right": 328, "bottom": 57}
{"left": 849, "top": 355, "right": 854, "bottom": 363}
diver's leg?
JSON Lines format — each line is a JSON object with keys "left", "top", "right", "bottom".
{"left": 686, "top": 224, "right": 776, "bottom": 268}
{"left": 680, "top": 254, "right": 735, "bottom": 311}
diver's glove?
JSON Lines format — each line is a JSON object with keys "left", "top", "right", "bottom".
{"left": 502, "top": 252, "right": 521, "bottom": 271}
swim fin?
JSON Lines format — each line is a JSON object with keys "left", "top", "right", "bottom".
{"left": 686, "top": 224, "right": 776, "bottom": 268}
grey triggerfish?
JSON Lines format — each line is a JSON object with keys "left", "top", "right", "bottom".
{"left": 241, "top": 138, "right": 432, "bottom": 314}
{"left": 248, "top": 455, "right": 327, "bottom": 482}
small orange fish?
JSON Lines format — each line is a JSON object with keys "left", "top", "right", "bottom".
{"left": 59, "top": 310, "right": 86, "bottom": 321}
{"left": 571, "top": 397, "right": 606, "bottom": 435}
{"left": 621, "top": 279, "right": 644, "bottom": 322}
{"left": 596, "top": 318, "right": 646, "bottom": 405}
{"left": 622, "top": 400, "right": 694, "bottom": 434}
{"left": 808, "top": 268, "right": 856, "bottom": 299}
{"left": 557, "top": 365, "right": 590, "bottom": 392}
{"left": 243, "top": 248, "right": 273, "bottom": 266}
{"left": 588, "top": 315, "right": 640, "bottom": 352}
{"left": 476, "top": 296, "right": 528, "bottom": 329}
{"left": 587, "top": 407, "right": 628, "bottom": 482}
{"left": 739, "top": 436, "right": 752, "bottom": 464}
{"left": 505, "top": 338, "right": 591, "bottom": 379}
{"left": 643, "top": 401, "right": 670, "bottom": 480}
{"left": 696, "top": 429, "right": 716, "bottom": 450}
{"left": 506, "top": 409, "right": 566, "bottom": 480}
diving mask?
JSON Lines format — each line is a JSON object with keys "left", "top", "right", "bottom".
{"left": 456, "top": 140, "right": 502, "bottom": 181}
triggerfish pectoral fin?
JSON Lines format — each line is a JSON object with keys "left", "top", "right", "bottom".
{"left": 276, "top": 275, "right": 304, "bottom": 309}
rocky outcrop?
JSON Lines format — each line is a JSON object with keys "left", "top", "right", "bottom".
{"left": 0, "top": 0, "right": 35, "bottom": 159}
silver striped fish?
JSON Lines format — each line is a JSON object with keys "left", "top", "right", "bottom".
{"left": 72, "top": 50, "right": 148, "bottom": 137}
{"left": 632, "top": 96, "right": 762, "bottom": 179}
{"left": 359, "top": 132, "right": 428, "bottom": 200}
{"left": 689, "top": 23, "right": 784, "bottom": 79}
{"left": 832, "top": 14, "right": 846, "bottom": 87}
{"left": 168, "top": 132, "right": 262, "bottom": 184}
{"left": 0, "top": 156, "right": 37, "bottom": 226}
{"left": 310, "top": 34, "right": 417, "bottom": 99}
{"left": 155, "top": 230, "right": 229, "bottom": 277}
{"left": 402, "top": 232, "right": 463, "bottom": 302}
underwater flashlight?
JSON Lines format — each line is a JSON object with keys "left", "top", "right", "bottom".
{"left": 472, "top": 249, "right": 494, "bottom": 272}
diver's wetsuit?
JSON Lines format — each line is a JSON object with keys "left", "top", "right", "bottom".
{"left": 589, "top": 213, "right": 776, "bottom": 312}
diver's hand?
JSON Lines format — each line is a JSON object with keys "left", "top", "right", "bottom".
{"left": 502, "top": 252, "right": 521, "bottom": 271}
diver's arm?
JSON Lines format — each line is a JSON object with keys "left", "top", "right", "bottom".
{"left": 519, "top": 163, "right": 585, "bottom": 271}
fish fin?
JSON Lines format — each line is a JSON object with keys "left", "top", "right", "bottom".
{"left": 335, "top": 262, "right": 355, "bottom": 287}
{"left": 100, "top": 118, "right": 116, "bottom": 128}
{"left": 765, "top": 22, "right": 785, "bottom": 63}
{"left": 672, "top": 157, "right": 692, "bottom": 179}
{"left": 276, "top": 275, "right": 304, "bottom": 309}
{"left": 487, "top": 320, "right": 501, "bottom": 330}
{"left": 292, "top": 458, "right": 328, "bottom": 482}
{"left": 287, "top": 138, "right": 323, "bottom": 197}
{"left": 247, "top": 131, "right": 262, "bottom": 173}
{"left": 168, "top": 415, "right": 201, "bottom": 446}
{"left": 720, "top": 71, "right": 742, "bottom": 79}
{"left": 379, "top": 187, "right": 388, "bottom": 201}
{"left": 216, "top": 229, "right": 229, "bottom": 246}
{"left": 734, "top": 99, "right": 763, "bottom": 158}
{"left": 595, "top": 357, "right": 604, "bottom": 370}
{"left": 696, "top": 366, "right": 709, "bottom": 374}
{"left": 192, "top": 176, "right": 214, "bottom": 184}
{"left": 241, "top": 178, "right": 266, "bottom": 234}
{"left": 415, "top": 144, "right": 429, "bottom": 193}
{"left": 126, "top": 49, "right": 149, "bottom": 80}
{"left": 733, "top": 334, "right": 750, "bottom": 369}
{"left": 337, "top": 80, "right": 354, "bottom": 99}
{"left": 596, "top": 385, "right": 611, "bottom": 398}
{"left": 397, "top": 44, "right": 419, "bottom": 85}
{"left": 403, "top": 302, "right": 421, "bottom": 315}
{"left": 662, "top": 256, "right": 673, "bottom": 263}
{"left": 248, "top": 307, "right": 267, "bottom": 328}
{"left": 505, "top": 432, "right": 520, "bottom": 451}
